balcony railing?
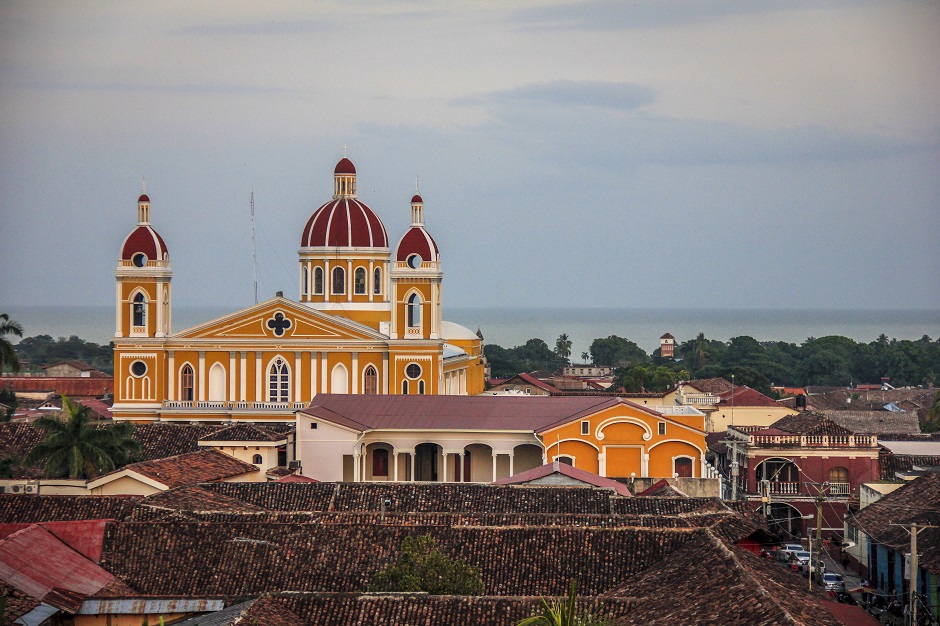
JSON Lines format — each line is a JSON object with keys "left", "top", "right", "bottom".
{"left": 163, "top": 400, "right": 307, "bottom": 411}
{"left": 748, "top": 434, "right": 877, "bottom": 448}
{"left": 828, "top": 482, "right": 851, "bottom": 497}
{"left": 767, "top": 481, "right": 801, "bottom": 495}
{"left": 680, "top": 393, "right": 719, "bottom": 406}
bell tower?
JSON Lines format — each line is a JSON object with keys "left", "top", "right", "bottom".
{"left": 391, "top": 192, "right": 443, "bottom": 340}
{"left": 115, "top": 192, "right": 172, "bottom": 338}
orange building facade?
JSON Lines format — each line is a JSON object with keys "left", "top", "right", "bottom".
{"left": 112, "top": 157, "right": 485, "bottom": 423}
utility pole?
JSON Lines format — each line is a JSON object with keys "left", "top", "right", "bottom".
{"left": 729, "top": 440, "right": 739, "bottom": 500}
{"left": 810, "top": 483, "right": 828, "bottom": 591}
{"left": 891, "top": 522, "right": 937, "bottom": 625}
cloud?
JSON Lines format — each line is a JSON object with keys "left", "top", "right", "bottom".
{"left": 464, "top": 80, "right": 656, "bottom": 112}
{"left": 511, "top": 0, "right": 857, "bottom": 31}
{"left": 172, "top": 18, "right": 338, "bottom": 37}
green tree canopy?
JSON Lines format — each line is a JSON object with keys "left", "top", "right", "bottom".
{"left": 554, "top": 333, "right": 572, "bottom": 363}
{"left": 0, "top": 313, "right": 24, "bottom": 373}
{"left": 367, "top": 534, "right": 484, "bottom": 595}
{"left": 589, "top": 335, "right": 647, "bottom": 368}
{"left": 25, "top": 397, "right": 141, "bottom": 479}
{"left": 14, "top": 334, "right": 114, "bottom": 374}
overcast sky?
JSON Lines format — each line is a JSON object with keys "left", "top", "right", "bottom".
{"left": 1, "top": 0, "right": 938, "bottom": 312}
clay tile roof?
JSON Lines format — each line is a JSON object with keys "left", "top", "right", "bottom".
{"left": 636, "top": 479, "right": 688, "bottom": 497}
{"left": 0, "top": 495, "right": 140, "bottom": 523}
{"left": 494, "top": 461, "right": 632, "bottom": 496}
{"left": 133, "top": 423, "right": 228, "bottom": 460}
{"left": 602, "top": 533, "right": 845, "bottom": 625}
{"left": 134, "top": 486, "right": 268, "bottom": 517}
{"left": 686, "top": 377, "right": 735, "bottom": 394}
{"left": 106, "top": 449, "right": 259, "bottom": 489}
{"left": 275, "top": 473, "right": 318, "bottom": 483}
{"left": 770, "top": 412, "right": 854, "bottom": 436}
{"left": 849, "top": 473, "right": 940, "bottom": 575}
{"left": 820, "top": 409, "right": 921, "bottom": 434}
{"left": 175, "top": 596, "right": 305, "bottom": 626}
{"left": 199, "top": 423, "right": 287, "bottom": 443}
{"left": 0, "top": 524, "right": 114, "bottom": 613}
{"left": 0, "top": 377, "right": 112, "bottom": 397}
{"left": 41, "top": 360, "right": 98, "bottom": 372}
{"left": 718, "top": 386, "right": 783, "bottom": 408}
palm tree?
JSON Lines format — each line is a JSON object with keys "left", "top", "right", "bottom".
{"left": 0, "top": 313, "right": 24, "bottom": 373}
{"left": 517, "top": 579, "right": 612, "bottom": 626}
{"left": 25, "top": 396, "right": 139, "bottom": 479}
{"left": 581, "top": 352, "right": 590, "bottom": 365}
{"left": 555, "top": 333, "right": 572, "bottom": 362}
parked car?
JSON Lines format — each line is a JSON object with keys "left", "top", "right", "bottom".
{"left": 777, "top": 543, "right": 804, "bottom": 562}
{"left": 819, "top": 573, "right": 846, "bottom": 592}
{"left": 788, "top": 550, "right": 811, "bottom": 570}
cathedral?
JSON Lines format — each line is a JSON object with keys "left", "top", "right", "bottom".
{"left": 111, "top": 156, "right": 486, "bottom": 423}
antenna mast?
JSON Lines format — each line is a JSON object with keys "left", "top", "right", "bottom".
{"left": 250, "top": 189, "right": 258, "bottom": 304}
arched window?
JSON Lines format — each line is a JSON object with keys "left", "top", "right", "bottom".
{"left": 418, "top": 380, "right": 425, "bottom": 395}
{"left": 208, "top": 362, "right": 226, "bottom": 402}
{"left": 402, "top": 380, "right": 409, "bottom": 394}
{"left": 302, "top": 266, "right": 309, "bottom": 295}
{"left": 180, "top": 364, "right": 194, "bottom": 401}
{"left": 354, "top": 267, "right": 366, "bottom": 294}
{"left": 314, "top": 267, "right": 324, "bottom": 295}
{"left": 373, "top": 449, "right": 389, "bottom": 477}
{"left": 674, "top": 457, "right": 694, "bottom": 478}
{"left": 829, "top": 467, "right": 849, "bottom": 483}
{"left": 332, "top": 267, "right": 345, "bottom": 294}
{"left": 373, "top": 268, "right": 382, "bottom": 294}
{"left": 407, "top": 293, "right": 421, "bottom": 328}
{"left": 252, "top": 454, "right": 263, "bottom": 465}
{"left": 268, "top": 357, "right": 290, "bottom": 402}
{"left": 330, "top": 363, "right": 348, "bottom": 394}
{"left": 364, "top": 366, "right": 378, "bottom": 395}
{"left": 132, "top": 292, "right": 146, "bottom": 327}
{"left": 557, "top": 455, "right": 574, "bottom": 466}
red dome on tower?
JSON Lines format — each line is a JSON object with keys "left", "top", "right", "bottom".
{"left": 301, "top": 199, "right": 389, "bottom": 248}
{"left": 395, "top": 226, "right": 439, "bottom": 263}
{"left": 334, "top": 158, "right": 356, "bottom": 175}
{"left": 121, "top": 193, "right": 168, "bottom": 263}
{"left": 121, "top": 226, "right": 169, "bottom": 262}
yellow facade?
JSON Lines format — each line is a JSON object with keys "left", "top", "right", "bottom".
{"left": 112, "top": 158, "right": 485, "bottom": 423}
{"left": 539, "top": 402, "right": 708, "bottom": 479}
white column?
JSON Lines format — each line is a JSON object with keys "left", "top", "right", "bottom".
{"left": 346, "top": 260, "right": 352, "bottom": 300}
{"left": 492, "top": 454, "right": 498, "bottom": 482}
{"left": 239, "top": 352, "right": 247, "bottom": 402}
{"left": 393, "top": 451, "right": 399, "bottom": 482}
{"left": 368, "top": 260, "right": 374, "bottom": 302}
{"left": 508, "top": 452, "right": 514, "bottom": 477}
{"left": 197, "top": 352, "right": 206, "bottom": 402}
{"left": 382, "top": 352, "right": 389, "bottom": 394}
{"left": 115, "top": 282, "right": 123, "bottom": 337}
{"left": 351, "top": 352, "right": 359, "bottom": 394}
{"left": 442, "top": 451, "right": 448, "bottom": 483}
{"left": 255, "top": 353, "right": 262, "bottom": 401}
{"left": 458, "top": 451, "right": 464, "bottom": 482}
{"left": 294, "top": 351, "right": 302, "bottom": 402}
{"left": 598, "top": 452, "right": 607, "bottom": 478}
{"left": 155, "top": 284, "right": 165, "bottom": 337}
{"left": 167, "top": 351, "right": 175, "bottom": 401}
{"left": 353, "top": 450, "right": 360, "bottom": 482}
{"left": 642, "top": 452, "right": 650, "bottom": 478}
{"left": 410, "top": 451, "right": 416, "bottom": 482}
{"left": 323, "top": 260, "right": 330, "bottom": 300}
{"left": 229, "top": 352, "right": 236, "bottom": 402}
{"left": 310, "top": 351, "right": 318, "bottom": 397}
{"left": 320, "top": 352, "right": 328, "bottom": 392}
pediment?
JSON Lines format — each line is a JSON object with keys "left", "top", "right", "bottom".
{"left": 173, "top": 298, "right": 385, "bottom": 341}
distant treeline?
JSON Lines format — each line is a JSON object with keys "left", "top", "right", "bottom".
{"left": 14, "top": 334, "right": 114, "bottom": 375}
{"left": 484, "top": 333, "right": 940, "bottom": 395}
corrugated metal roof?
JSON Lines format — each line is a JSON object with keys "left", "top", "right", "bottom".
{"left": 301, "top": 394, "right": 622, "bottom": 432}
{"left": 0, "top": 524, "right": 113, "bottom": 612}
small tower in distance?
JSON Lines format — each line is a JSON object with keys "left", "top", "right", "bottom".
{"left": 660, "top": 333, "right": 675, "bottom": 358}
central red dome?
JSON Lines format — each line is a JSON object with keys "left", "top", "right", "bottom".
{"left": 301, "top": 198, "right": 388, "bottom": 248}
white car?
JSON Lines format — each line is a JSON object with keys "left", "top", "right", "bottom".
{"left": 777, "top": 543, "right": 804, "bottom": 562}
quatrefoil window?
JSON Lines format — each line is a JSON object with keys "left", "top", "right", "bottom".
{"left": 266, "top": 312, "right": 293, "bottom": 337}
